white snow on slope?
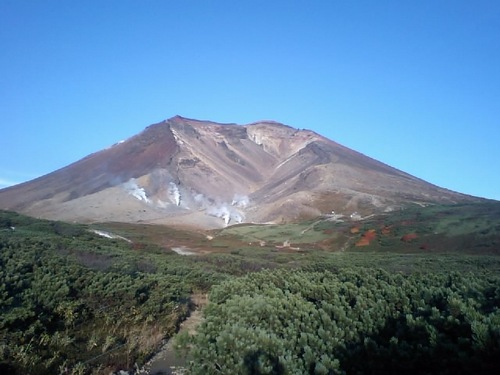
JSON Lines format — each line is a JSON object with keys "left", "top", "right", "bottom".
{"left": 91, "top": 230, "right": 132, "bottom": 243}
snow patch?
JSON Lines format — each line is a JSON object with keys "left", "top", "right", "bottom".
{"left": 171, "top": 246, "right": 196, "bottom": 255}
{"left": 91, "top": 230, "right": 131, "bottom": 243}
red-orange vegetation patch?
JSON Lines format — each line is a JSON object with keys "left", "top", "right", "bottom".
{"left": 364, "top": 229, "right": 377, "bottom": 241}
{"left": 401, "top": 233, "right": 418, "bottom": 242}
{"left": 350, "top": 226, "right": 360, "bottom": 234}
{"left": 355, "top": 238, "right": 370, "bottom": 247}
{"left": 355, "top": 229, "right": 377, "bottom": 247}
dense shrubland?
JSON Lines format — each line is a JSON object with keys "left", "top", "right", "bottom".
{"left": 0, "top": 211, "right": 224, "bottom": 374}
{"left": 184, "top": 269, "right": 500, "bottom": 374}
{"left": 1, "top": 210, "right": 499, "bottom": 374}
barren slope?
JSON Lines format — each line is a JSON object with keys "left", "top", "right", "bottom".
{"left": 0, "top": 116, "right": 481, "bottom": 228}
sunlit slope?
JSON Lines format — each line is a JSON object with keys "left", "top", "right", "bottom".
{"left": 0, "top": 116, "right": 482, "bottom": 229}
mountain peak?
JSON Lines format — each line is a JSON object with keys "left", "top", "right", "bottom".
{"left": 0, "top": 117, "right": 482, "bottom": 228}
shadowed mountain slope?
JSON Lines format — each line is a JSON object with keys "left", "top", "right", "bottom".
{"left": 0, "top": 116, "right": 482, "bottom": 228}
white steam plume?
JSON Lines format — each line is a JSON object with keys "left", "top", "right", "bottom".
{"left": 168, "top": 182, "right": 181, "bottom": 206}
{"left": 207, "top": 202, "right": 244, "bottom": 226}
{"left": 194, "top": 193, "right": 210, "bottom": 208}
{"left": 208, "top": 204, "right": 232, "bottom": 225}
{"left": 191, "top": 192, "right": 247, "bottom": 226}
{"left": 123, "top": 179, "right": 151, "bottom": 203}
{"left": 232, "top": 194, "right": 250, "bottom": 208}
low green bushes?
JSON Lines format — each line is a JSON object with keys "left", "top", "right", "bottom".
{"left": 186, "top": 268, "right": 500, "bottom": 374}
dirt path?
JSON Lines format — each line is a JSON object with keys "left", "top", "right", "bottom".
{"left": 139, "top": 294, "right": 208, "bottom": 375}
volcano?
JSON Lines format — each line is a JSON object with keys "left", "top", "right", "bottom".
{"left": 0, "top": 116, "right": 481, "bottom": 228}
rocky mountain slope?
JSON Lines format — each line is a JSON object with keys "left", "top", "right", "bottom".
{"left": 0, "top": 116, "right": 481, "bottom": 228}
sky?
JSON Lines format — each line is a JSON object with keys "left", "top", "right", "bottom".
{"left": 1, "top": 0, "right": 499, "bottom": 200}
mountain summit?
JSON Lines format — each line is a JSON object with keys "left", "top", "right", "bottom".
{"left": 0, "top": 116, "right": 480, "bottom": 228}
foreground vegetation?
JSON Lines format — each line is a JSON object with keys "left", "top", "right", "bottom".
{"left": 0, "top": 211, "right": 226, "bottom": 374}
{"left": 0, "top": 204, "right": 499, "bottom": 374}
{"left": 183, "top": 268, "right": 499, "bottom": 374}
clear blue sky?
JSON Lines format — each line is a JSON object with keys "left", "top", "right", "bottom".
{"left": 1, "top": 1, "right": 499, "bottom": 200}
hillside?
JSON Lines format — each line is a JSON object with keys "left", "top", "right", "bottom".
{"left": 0, "top": 116, "right": 482, "bottom": 228}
